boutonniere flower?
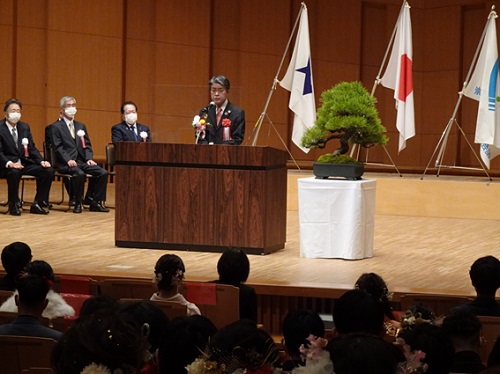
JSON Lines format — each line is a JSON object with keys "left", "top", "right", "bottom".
{"left": 22, "top": 138, "right": 29, "bottom": 157}
{"left": 140, "top": 131, "right": 148, "bottom": 142}
{"left": 76, "top": 129, "right": 86, "bottom": 148}
{"left": 221, "top": 118, "right": 233, "bottom": 142}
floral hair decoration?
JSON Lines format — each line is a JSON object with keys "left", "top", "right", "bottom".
{"left": 394, "top": 338, "right": 428, "bottom": 374}
{"left": 291, "top": 335, "right": 334, "bottom": 374}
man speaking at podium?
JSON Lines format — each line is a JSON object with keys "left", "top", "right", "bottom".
{"left": 196, "top": 75, "right": 245, "bottom": 145}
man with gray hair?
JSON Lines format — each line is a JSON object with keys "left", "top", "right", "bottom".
{"left": 196, "top": 75, "right": 245, "bottom": 145}
{"left": 48, "top": 96, "right": 109, "bottom": 213}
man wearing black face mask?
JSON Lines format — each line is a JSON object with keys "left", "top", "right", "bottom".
{"left": 0, "top": 98, "right": 53, "bottom": 216}
{"left": 48, "top": 96, "right": 109, "bottom": 214}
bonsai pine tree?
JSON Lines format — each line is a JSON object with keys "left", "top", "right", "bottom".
{"left": 301, "top": 81, "right": 388, "bottom": 163}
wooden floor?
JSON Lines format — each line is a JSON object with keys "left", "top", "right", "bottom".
{"left": 1, "top": 171, "right": 499, "bottom": 298}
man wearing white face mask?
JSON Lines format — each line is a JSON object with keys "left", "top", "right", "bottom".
{"left": 48, "top": 96, "right": 109, "bottom": 214}
{"left": 0, "top": 98, "right": 53, "bottom": 216}
{"left": 111, "top": 101, "right": 151, "bottom": 143}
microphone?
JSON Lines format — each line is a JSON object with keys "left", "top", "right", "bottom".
{"left": 202, "top": 101, "right": 215, "bottom": 113}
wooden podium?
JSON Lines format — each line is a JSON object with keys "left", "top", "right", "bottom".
{"left": 114, "top": 143, "right": 288, "bottom": 255}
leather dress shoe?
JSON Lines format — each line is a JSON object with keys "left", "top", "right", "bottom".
{"left": 30, "top": 203, "right": 49, "bottom": 215}
{"left": 83, "top": 196, "right": 94, "bottom": 206}
{"left": 40, "top": 201, "right": 53, "bottom": 209}
{"left": 9, "top": 204, "right": 21, "bottom": 216}
{"left": 89, "top": 201, "right": 109, "bottom": 213}
{"left": 69, "top": 197, "right": 76, "bottom": 207}
{"left": 73, "top": 204, "right": 83, "bottom": 214}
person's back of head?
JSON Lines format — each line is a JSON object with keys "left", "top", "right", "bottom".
{"left": 158, "top": 315, "right": 217, "bottom": 374}
{"left": 355, "top": 272, "right": 395, "bottom": 320}
{"left": 442, "top": 308, "right": 482, "bottom": 352}
{"left": 469, "top": 255, "right": 500, "bottom": 296}
{"left": 1, "top": 241, "right": 32, "bottom": 276}
{"left": 398, "top": 322, "right": 454, "bottom": 374}
{"left": 327, "top": 332, "right": 405, "bottom": 374}
{"left": 120, "top": 300, "right": 169, "bottom": 353}
{"left": 79, "top": 295, "right": 120, "bottom": 317}
{"left": 25, "top": 260, "right": 55, "bottom": 282}
{"left": 199, "top": 319, "right": 280, "bottom": 373}
{"left": 282, "top": 309, "right": 325, "bottom": 360}
{"left": 217, "top": 247, "right": 250, "bottom": 285}
{"left": 51, "top": 310, "right": 148, "bottom": 374}
{"left": 16, "top": 273, "right": 50, "bottom": 315}
{"left": 154, "top": 254, "right": 185, "bottom": 292}
{"left": 333, "top": 289, "right": 385, "bottom": 336}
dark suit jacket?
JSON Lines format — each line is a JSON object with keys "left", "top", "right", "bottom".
{"left": 0, "top": 315, "right": 62, "bottom": 340}
{"left": 48, "top": 119, "right": 94, "bottom": 169}
{"left": 0, "top": 119, "right": 43, "bottom": 169}
{"left": 111, "top": 121, "right": 151, "bottom": 143}
{"left": 198, "top": 101, "right": 245, "bottom": 145}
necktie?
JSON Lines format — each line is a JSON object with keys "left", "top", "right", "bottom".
{"left": 216, "top": 108, "right": 222, "bottom": 125}
{"left": 11, "top": 127, "right": 18, "bottom": 144}
{"left": 130, "top": 126, "right": 138, "bottom": 141}
{"left": 69, "top": 121, "right": 75, "bottom": 138}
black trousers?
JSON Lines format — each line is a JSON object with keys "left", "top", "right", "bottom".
{"left": 0, "top": 163, "right": 54, "bottom": 204}
{"left": 58, "top": 162, "right": 108, "bottom": 203}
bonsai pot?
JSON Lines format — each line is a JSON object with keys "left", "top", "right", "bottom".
{"left": 313, "top": 162, "right": 364, "bottom": 180}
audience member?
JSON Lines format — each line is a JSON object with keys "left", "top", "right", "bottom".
{"left": 441, "top": 309, "right": 486, "bottom": 374}
{"left": 158, "top": 315, "right": 217, "bottom": 374}
{"left": 333, "top": 289, "right": 385, "bottom": 336}
{"left": 0, "top": 98, "right": 53, "bottom": 215}
{"left": 0, "top": 273, "right": 62, "bottom": 340}
{"left": 355, "top": 272, "right": 396, "bottom": 321}
{"left": 213, "top": 247, "right": 257, "bottom": 322}
{"left": 398, "top": 322, "right": 454, "bottom": 374}
{"left": 151, "top": 254, "right": 200, "bottom": 316}
{"left": 196, "top": 75, "right": 245, "bottom": 145}
{"left": 51, "top": 310, "right": 150, "bottom": 374}
{"left": 0, "top": 260, "right": 75, "bottom": 320}
{"left": 112, "top": 101, "right": 151, "bottom": 142}
{"left": 120, "top": 299, "right": 168, "bottom": 354}
{"left": 327, "top": 332, "right": 406, "bottom": 374}
{"left": 0, "top": 241, "right": 32, "bottom": 291}
{"left": 79, "top": 295, "right": 119, "bottom": 317}
{"left": 48, "top": 96, "right": 109, "bottom": 213}
{"left": 281, "top": 309, "right": 325, "bottom": 371}
{"left": 453, "top": 256, "right": 500, "bottom": 317}
{"left": 187, "top": 319, "right": 280, "bottom": 373}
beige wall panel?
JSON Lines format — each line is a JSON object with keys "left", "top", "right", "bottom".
{"left": 0, "top": 25, "right": 14, "bottom": 95}
{"left": 155, "top": 0, "right": 211, "bottom": 46}
{"left": 25, "top": 104, "right": 49, "bottom": 147}
{"left": 46, "top": 31, "right": 122, "bottom": 112}
{"left": 423, "top": 5, "right": 461, "bottom": 72}
{"left": 18, "top": 0, "right": 47, "bottom": 28}
{"left": 124, "top": 39, "right": 156, "bottom": 115}
{"left": 126, "top": 0, "right": 156, "bottom": 41}
{"left": 16, "top": 27, "right": 47, "bottom": 106}
{"left": 238, "top": 0, "right": 291, "bottom": 55}
{"left": 47, "top": 0, "right": 123, "bottom": 38}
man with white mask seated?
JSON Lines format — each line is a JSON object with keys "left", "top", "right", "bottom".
{"left": 111, "top": 101, "right": 151, "bottom": 143}
{"left": 48, "top": 96, "right": 109, "bottom": 214}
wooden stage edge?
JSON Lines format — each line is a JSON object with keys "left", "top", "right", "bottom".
{"left": 1, "top": 171, "right": 499, "bottom": 300}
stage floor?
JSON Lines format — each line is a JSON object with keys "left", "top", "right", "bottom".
{"left": 1, "top": 171, "right": 499, "bottom": 297}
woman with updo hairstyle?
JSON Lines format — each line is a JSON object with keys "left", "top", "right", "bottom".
{"left": 150, "top": 254, "right": 200, "bottom": 316}
{"left": 51, "top": 310, "right": 151, "bottom": 374}
{"left": 0, "top": 259, "right": 75, "bottom": 320}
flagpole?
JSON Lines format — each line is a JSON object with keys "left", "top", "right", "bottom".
{"left": 351, "top": 1, "right": 406, "bottom": 176}
{"left": 421, "top": 6, "right": 495, "bottom": 181}
{"left": 251, "top": 2, "right": 305, "bottom": 147}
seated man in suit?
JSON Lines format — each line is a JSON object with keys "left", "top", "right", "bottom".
{"left": 196, "top": 75, "right": 245, "bottom": 145}
{"left": 0, "top": 273, "right": 62, "bottom": 340}
{"left": 48, "top": 96, "right": 109, "bottom": 214}
{"left": 0, "top": 98, "right": 53, "bottom": 215}
{"left": 111, "top": 101, "right": 151, "bottom": 143}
